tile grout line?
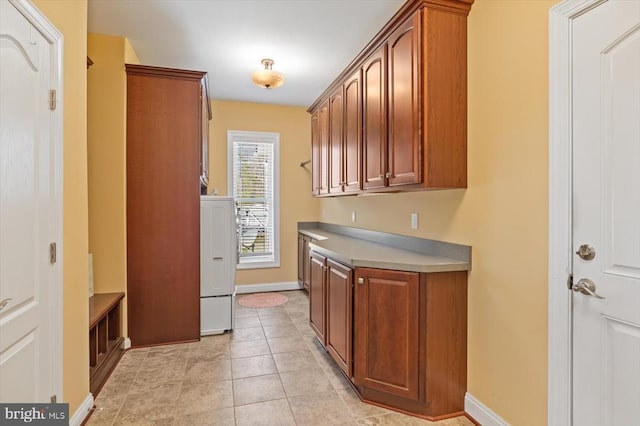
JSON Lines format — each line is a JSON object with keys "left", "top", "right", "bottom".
{"left": 228, "top": 334, "right": 238, "bottom": 426}
{"left": 109, "top": 348, "right": 148, "bottom": 425}
{"left": 271, "top": 309, "right": 298, "bottom": 425}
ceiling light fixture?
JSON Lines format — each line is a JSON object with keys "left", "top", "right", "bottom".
{"left": 251, "top": 58, "right": 284, "bottom": 89}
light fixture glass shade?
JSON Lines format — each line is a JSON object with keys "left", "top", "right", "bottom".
{"left": 251, "top": 58, "right": 284, "bottom": 89}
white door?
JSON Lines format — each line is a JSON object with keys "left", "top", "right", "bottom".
{"left": 572, "top": 1, "right": 640, "bottom": 424}
{"left": 0, "top": 0, "right": 61, "bottom": 403}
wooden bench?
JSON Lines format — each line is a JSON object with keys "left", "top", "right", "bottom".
{"left": 89, "top": 292, "right": 125, "bottom": 395}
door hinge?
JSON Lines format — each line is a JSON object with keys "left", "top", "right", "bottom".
{"left": 50, "top": 395, "right": 57, "bottom": 403}
{"left": 49, "top": 242, "right": 57, "bottom": 264}
{"left": 49, "top": 89, "right": 56, "bottom": 110}
{"left": 567, "top": 274, "right": 573, "bottom": 290}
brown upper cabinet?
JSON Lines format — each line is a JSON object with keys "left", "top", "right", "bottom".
{"left": 311, "top": 100, "right": 330, "bottom": 196}
{"left": 310, "top": 110, "right": 320, "bottom": 195}
{"left": 362, "top": 44, "right": 387, "bottom": 191}
{"left": 343, "top": 70, "right": 362, "bottom": 193}
{"left": 328, "top": 86, "right": 344, "bottom": 195}
{"left": 387, "top": 13, "right": 421, "bottom": 188}
{"left": 308, "top": 0, "right": 473, "bottom": 196}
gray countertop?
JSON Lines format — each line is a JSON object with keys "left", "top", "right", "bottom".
{"left": 299, "top": 226, "right": 471, "bottom": 273}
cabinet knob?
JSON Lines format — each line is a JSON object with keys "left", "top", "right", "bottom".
{"left": 385, "top": 172, "right": 392, "bottom": 178}
{"left": 358, "top": 277, "right": 364, "bottom": 285}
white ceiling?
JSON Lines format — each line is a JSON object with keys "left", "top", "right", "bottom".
{"left": 88, "top": 0, "right": 405, "bottom": 107}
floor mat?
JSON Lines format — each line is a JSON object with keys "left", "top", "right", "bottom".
{"left": 238, "top": 292, "right": 288, "bottom": 308}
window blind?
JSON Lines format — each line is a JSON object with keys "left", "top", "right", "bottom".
{"left": 232, "top": 140, "right": 275, "bottom": 261}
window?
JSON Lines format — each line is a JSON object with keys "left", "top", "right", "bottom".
{"left": 227, "top": 130, "right": 280, "bottom": 269}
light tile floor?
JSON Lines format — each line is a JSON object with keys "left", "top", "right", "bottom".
{"left": 88, "top": 290, "right": 474, "bottom": 426}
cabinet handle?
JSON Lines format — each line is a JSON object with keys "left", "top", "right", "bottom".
{"left": 212, "top": 257, "right": 223, "bottom": 260}
{"left": 358, "top": 277, "right": 364, "bottom": 285}
{"left": 385, "top": 172, "right": 392, "bottom": 178}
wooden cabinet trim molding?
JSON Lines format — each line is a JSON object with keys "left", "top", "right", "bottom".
{"left": 125, "top": 63, "right": 207, "bottom": 81}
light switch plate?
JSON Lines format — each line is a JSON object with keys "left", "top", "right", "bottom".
{"left": 411, "top": 213, "right": 418, "bottom": 230}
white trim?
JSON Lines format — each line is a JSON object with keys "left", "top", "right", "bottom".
{"left": 464, "top": 393, "right": 509, "bottom": 426}
{"left": 227, "top": 130, "right": 281, "bottom": 270}
{"left": 8, "top": 0, "right": 64, "bottom": 404}
{"left": 235, "top": 281, "right": 302, "bottom": 294}
{"left": 548, "top": 2, "right": 607, "bottom": 425}
{"left": 69, "top": 393, "right": 94, "bottom": 426}
{"left": 122, "top": 337, "right": 132, "bottom": 350}
{"left": 236, "top": 258, "right": 280, "bottom": 270}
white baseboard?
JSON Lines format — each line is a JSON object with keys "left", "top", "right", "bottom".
{"left": 235, "top": 281, "right": 302, "bottom": 294}
{"left": 69, "top": 393, "right": 94, "bottom": 426}
{"left": 122, "top": 337, "right": 131, "bottom": 350}
{"left": 465, "top": 392, "right": 509, "bottom": 426}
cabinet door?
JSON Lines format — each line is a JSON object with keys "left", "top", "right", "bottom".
{"left": 343, "top": 70, "right": 362, "bottom": 193}
{"left": 309, "top": 251, "right": 326, "bottom": 344}
{"left": 303, "top": 236, "right": 311, "bottom": 291}
{"left": 297, "top": 234, "right": 304, "bottom": 285}
{"left": 354, "top": 268, "right": 420, "bottom": 400}
{"left": 311, "top": 110, "right": 320, "bottom": 195}
{"left": 326, "top": 259, "right": 353, "bottom": 376}
{"left": 318, "top": 100, "right": 330, "bottom": 195}
{"left": 126, "top": 68, "right": 202, "bottom": 347}
{"left": 328, "top": 87, "right": 344, "bottom": 194}
{"left": 387, "top": 13, "right": 422, "bottom": 187}
{"left": 362, "top": 45, "right": 387, "bottom": 190}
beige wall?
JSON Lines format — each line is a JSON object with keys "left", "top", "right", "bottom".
{"left": 209, "top": 100, "right": 320, "bottom": 285}
{"left": 320, "top": 0, "right": 554, "bottom": 424}
{"left": 124, "top": 38, "right": 140, "bottom": 64}
{"left": 32, "top": 0, "right": 89, "bottom": 416}
{"left": 87, "top": 33, "right": 139, "bottom": 337}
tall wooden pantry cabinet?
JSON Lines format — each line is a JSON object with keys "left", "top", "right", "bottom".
{"left": 125, "top": 64, "right": 211, "bottom": 347}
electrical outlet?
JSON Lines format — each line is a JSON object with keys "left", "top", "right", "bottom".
{"left": 411, "top": 213, "right": 418, "bottom": 230}
{"left": 351, "top": 211, "right": 357, "bottom": 223}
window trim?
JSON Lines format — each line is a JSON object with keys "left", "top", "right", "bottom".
{"left": 227, "top": 130, "right": 280, "bottom": 269}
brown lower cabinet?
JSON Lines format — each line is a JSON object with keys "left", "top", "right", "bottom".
{"left": 354, "top": 269, "right": 420, "bottom": 400}
{"left": 308, "top": 251, "right": 468, "bottom": 421}
{"left": 309, "top": 251, "right": 327, "bottom": 343}
{"left": 326, "top": 258, "right": 353, "bottom": 376}
{"left": 309, "top": 251, "right": 353, "bottom": 375}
